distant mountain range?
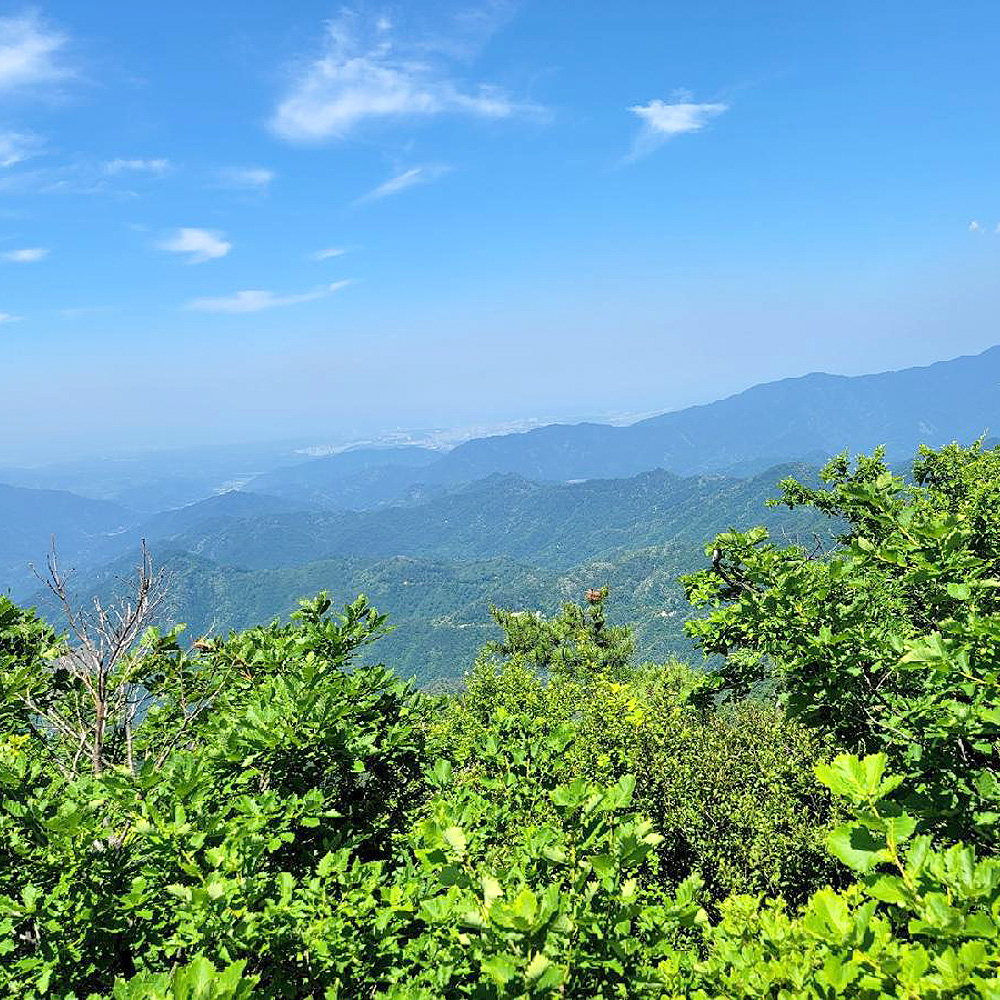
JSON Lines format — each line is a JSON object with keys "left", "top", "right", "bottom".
{"left": 230, "top": 345, "right": 1000, "bottom": 511}
{"left": 4, "top": 344, "right": 999, "bottom": 685}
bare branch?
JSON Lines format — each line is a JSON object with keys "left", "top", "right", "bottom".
{"left": 31, "top": 540, "right": 170, "bottom": 776}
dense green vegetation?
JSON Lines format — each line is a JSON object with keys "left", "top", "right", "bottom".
{"left": 2, "top": 442, "right": 999, "bottom": 997}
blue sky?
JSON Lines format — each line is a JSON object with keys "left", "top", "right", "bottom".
{"left": 1, "top": 0, "right": 999, "bottom": 462}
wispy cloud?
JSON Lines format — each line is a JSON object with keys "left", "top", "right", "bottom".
{"left": 356, "top": 164, "right": 449, "bottom": 204}
{"left": 0, "top": 311, "right": 22, "bottom": 324}
{"left": 312, "top": 247, "right": 346, "bottom": 260}
{"left": 157, "top": 227, "right": 231, "bottom": 263}
{"left": 270, "top": 10, "right": 536, "bottom": 141}
{"left": 2, "top": 247, "right": 47, "bottom": 262}
{"left": 104, "top": 158, "right": 172, "bottom": 176}
{"left": 0, "top": 156, "right": 171, "bottom": 196}
{"left": 185, "top": 279, "right": 352, "bottom": 314}
{"left": 0, "top": 129, "right": 41, "bottom": 168}
{"left": 217, "top": 166, "right": 275, "bottom": 189}
{"left": 626, "top": 96, "right": 729, "bottom": 160}
{"left": 0, "top": 11, "right": 71, "bottom": 94}
{"left": 969, "top": 220, "right": 983, "bottom": 233}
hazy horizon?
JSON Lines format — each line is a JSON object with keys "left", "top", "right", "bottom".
{"left": 3, "top": 341, "right": 996, "bottom": 468}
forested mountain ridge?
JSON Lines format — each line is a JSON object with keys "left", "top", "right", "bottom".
{"left": 167, "top": 465, "right": 824, "bottom": 572}
{"left": 422, "top": 344, "right": 1000, "bottom": 482}
{"left": 48, "top": 541, "right": 704, "bottom": 687}
{"left": 22, "top": 463, "right": 831, "bottom": 685}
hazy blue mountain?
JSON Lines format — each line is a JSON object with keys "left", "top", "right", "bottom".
{"left": 0, "top": 484, "right": 135, "bottom": 599}
{"left": 0, "top": 487, "right": 317, "bottom": 600}
{"left": 245, "top": 446, "right": 442, "bottom": 509}
{"left": 0, "top": 439, "right": 335, "bottom": 512}
{"left": 238, "top": 346, "right": 999, "bottom": 510}
{"left": 426, "top": 346, "right": 1000, "bottom": 483}
{"left": 136, "top": 490, "right": 315, "bottom": 542}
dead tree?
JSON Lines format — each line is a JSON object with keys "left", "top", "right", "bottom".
{"left": 29, "top": 541, "right": 168, "bottom": 776}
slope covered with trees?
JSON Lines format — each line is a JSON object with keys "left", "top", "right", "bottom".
{"left": 2, "top": 441, "right": 999, "bottom": 997}
{"left": 27, "top": 466, "right": 831, "bottom": 686}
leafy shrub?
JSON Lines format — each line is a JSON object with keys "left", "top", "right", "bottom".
{"left": 0, "top": 594, "right": 428, "bottom": 998}
{"left": 433, "top": 599, "right": 843, "bottom": 909}
{"left": 681, "top": 753, "right": 1000, "bottom": 998}
{"left": 683, "top": 442, "right": 1000, "bottom": 847}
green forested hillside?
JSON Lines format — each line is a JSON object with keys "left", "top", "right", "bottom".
{"left": 3, "top": 441, "right": 999, "bottom": 998}
{"left": 163, "top": 466, "right": 827, "bottom": 571}
{"left": 32, "top": 464, "right": 832, "bottom": 686}
{"left": 62, "top": 542, "right": 702, "bottom": 687}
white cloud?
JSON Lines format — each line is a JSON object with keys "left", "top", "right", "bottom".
{"left": 0, "top": 12, "right": 70, "bottom": 93}
{"left": 312, "top": 247, "right": 346, "bottom": 260}
{"left": 157, "top": 227, "right": 231, "bottom": 263}
{"left": 0, "top": 129, "right": 41, "bottom": 168}
{"left": 627, "top": 97, "right": 728, "bottom": 159}
{"left": 0, "top": 311, "right": 22, "bottom": 323}
{"left": 2, "top": 247, "right": 47, "bottom": 262}
{"left": 357, "top": 164, "right": 448, "bottom": 203}
{"left": 186, "top": 280, "right": 352, "bottom": 314}
{"left": 270, "top": 11, "right": 534, "bottom": 141}
{"left": 218, "top": 166, "right": 275, "bottom": 189}
{"left": 104, "top": 158, "right": 172, "bottom": 176}
{"left": 969, "top": 220, "right": 983, "bottom": 233}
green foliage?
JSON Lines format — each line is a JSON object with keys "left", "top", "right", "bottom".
{"left": 683, "top": 442, "right": 1000, "bottom": 847}
{"left": 682, "top": 753, "right": 1000, "bottom": 998}
{"left": 102, "top": 957, "right": 256, "bottom": 1000}
{"left": 482, "top": 590, "right": 634, "bottom": 682}
{"left": 2, "top": 443, "right": 1000, "bottom": 997}
{"left": 0, "top": 593, "right": 427, "bottom": 998}
{"left": 433, "top": 596, "right": 843, "bottom": 909}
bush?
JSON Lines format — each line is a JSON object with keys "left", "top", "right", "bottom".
{"left": 683, "top": 442, "right": 1000, "bottom": 848}
{"left": 432, "top": 599, "right": 843, "bottom": 910}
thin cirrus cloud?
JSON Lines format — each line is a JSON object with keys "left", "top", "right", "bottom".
{"left": 218, "top": 166, "right": 275, "bottom": 189}
{"left": 270, "top": 10, "right": 535, "bottom": 141}
{"left": 311, "top": 247, "right": 346, "bottom": 260}
{"left": 104, "top": 158, "right": 172, "bottom": 176}
{"left": 2, "top": 247, "right": 48, "bottom": 262}
{"left": 0, "top": 11, "right": 71, "bottom": 93}
{"left": 0, "top": 311, "right": 22, "bottom": 324}
{"left": 186, "top": 280, "right": 352, "bottom": 314}
{"left": 356, "top": 164, "right": 449, "bottom": 204}
{"left": 157, "top": 227, "right": 232, "bottom": 263}
{"left": 626, "top": 97, "right": 729, "bottom": 160}
{"left": 0, "top": 129, "right": 41, "bottom": 168}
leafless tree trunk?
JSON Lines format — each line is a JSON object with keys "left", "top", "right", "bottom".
{"left": 28, "top": 540, "right": 168, "bottom": 776}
